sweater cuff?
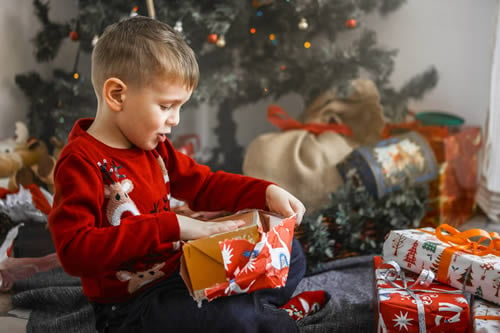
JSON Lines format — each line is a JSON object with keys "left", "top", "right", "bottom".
{"left": 255, "top": 180, "right": 275, "bottom": 211}
{"left": 156, "top": 212, "right": 181, "bottom": 242}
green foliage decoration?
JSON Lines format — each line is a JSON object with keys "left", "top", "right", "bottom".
{"left": 297, "top": 177, "right": 429, "bottom": 273}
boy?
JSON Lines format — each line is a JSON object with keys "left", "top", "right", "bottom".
{"left": 48, "top": 16, "right": 326, "bottom": 333}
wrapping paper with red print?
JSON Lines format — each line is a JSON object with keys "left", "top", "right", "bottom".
{"left": 374, "top": 256, "right": 470, "bottom": 333}
{"left": 383, "top": 227, "right": 500, "bottom": 306}
{"left": 422, "top": 127, "right": 482, "bottom": 228}
{"left": 473, "top": 298, "right": 500, "bottom": 333}
{"left": 204, "top": 216, "right": 295, "bottom": 301}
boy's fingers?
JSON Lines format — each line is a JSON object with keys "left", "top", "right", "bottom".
{"left": 219, "top": 219, "right": 245, "bottom": 231}
{"left": 290, "top": 200, "right": 306, "bottom": 225}
{"left": 230, "top": 219, "right": 246, "bottom": 227}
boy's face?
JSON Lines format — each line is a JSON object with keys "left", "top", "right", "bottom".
{"left": 116, "top": 78, "right": 192, "bottom": 150}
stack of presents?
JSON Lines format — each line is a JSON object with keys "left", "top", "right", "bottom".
{"left": 342, "top": 116, "right": 500, "bottom": 331}
{"left": 375, "top": 225, "right": 500, "bottom": 332}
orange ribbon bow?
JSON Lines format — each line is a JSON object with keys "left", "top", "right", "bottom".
{"left": 267, "top": 105, "right": 353, "bottom": 136}
{"left": 421, "top": 224, "right": 500, "bottom": 282}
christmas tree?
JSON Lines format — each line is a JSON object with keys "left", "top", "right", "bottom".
{"left": 403, "top": 240, "right": 418, "bottom": 268}
{"left": 16, "top": 0, "right": 438, "bottom": 172}
{"left": 476, "top": 285, "right": 483, "bottom": 298}
{"left": 429, "top": 252, "right": 442, "bottom": 274}
{"left": 457, "top": 265, "right": 474, "bottom": 288}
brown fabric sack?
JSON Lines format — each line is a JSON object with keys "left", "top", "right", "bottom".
{"left": 243, "top": 79, "right": 385, "bottom": 212}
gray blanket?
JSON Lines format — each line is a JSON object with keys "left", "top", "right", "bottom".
{"left": 12, "top": 255, "right": 376, "bottom": 333}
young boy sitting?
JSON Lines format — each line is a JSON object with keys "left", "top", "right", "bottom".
{"left": 48, "top": 16, "right": 327, "bottom": 333}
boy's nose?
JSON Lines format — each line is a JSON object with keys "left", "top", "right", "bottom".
{"left": 166, "top": 109, "right": 180, "bottom": 126}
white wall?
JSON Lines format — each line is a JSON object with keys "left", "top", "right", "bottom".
{"left": 0, "top": 0, "right": 77, "bottom": 139}
{"left": 364, "top": 0, "right": 498, "bottom": 128}
{"left": 179, "top": 0, "right": 500, "bottom": 150}
{"left": 1, "top": 0, "right": 498, "bottom": 150}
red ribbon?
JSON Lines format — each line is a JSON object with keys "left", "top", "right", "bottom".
{"left": 267, "top": 105, "right": 352, "bottom": 136}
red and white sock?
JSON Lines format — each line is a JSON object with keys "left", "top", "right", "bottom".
{"left": 280, "top": 290, "right": 329, "bottom": 320}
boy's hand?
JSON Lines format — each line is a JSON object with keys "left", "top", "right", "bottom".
{"left": 265, "top": 184, "right": 306, "bottom": 225}
{"left": 177, "top": 215, "right": 245, "bottom": 240}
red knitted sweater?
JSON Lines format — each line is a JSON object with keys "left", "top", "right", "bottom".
{"left": 48, "top": 118, "right": 271, "bottom": 303}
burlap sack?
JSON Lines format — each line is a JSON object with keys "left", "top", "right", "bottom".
{"left": 243, "top": 79, "right": 385, "bottom": 212}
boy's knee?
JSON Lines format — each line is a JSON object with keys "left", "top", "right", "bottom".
{"left": 290, "top": 239, "right": 306, "bottom": 274}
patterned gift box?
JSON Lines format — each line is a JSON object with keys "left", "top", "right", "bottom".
{"left": 373, "top": 256, "right": 470, "bottom": 333}
{"left": 473, "top": 298, "right": 500, "bottom": 332}
{"left": 383, "top": 124, "right": 482, "bottom": 228}
{"left": 383, "top": 225, "right": 500, "bottom": 306}
{"left": 337, "top": 131, "right": 439, "bottom": 199}
{"left": 180, "top": 210, "right": 296, "bottom": 302}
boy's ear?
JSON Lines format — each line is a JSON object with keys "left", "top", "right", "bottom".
{"left": 103, "top": 78, "right": 127, "bottom": 112}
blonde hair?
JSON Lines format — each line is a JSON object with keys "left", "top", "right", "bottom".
{"left": 91, "top": 16, "right": 199, "bottom": 99}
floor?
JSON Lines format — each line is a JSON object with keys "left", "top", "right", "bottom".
{"left": 0, "top": 212, "right": 499, "bottom": 333}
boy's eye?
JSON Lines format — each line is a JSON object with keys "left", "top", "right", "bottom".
{"left": 160, "top": 105, "right": 172, "bottom": 111}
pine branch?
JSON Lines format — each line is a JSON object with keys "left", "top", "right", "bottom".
{"left": 298, "top": 176, "right": 429, "bottom": 272}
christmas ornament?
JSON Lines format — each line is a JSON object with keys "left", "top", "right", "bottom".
{"left": 298, "top": 18, "right": 308, "bottom": 31}
{"left": 249, "top": 27, "right": 256, "bottom": 34}
{"left": 303, "top": 41, "right": 311, "bottom": 49}
{"left": 92, "top": 35, "right": 99, "bottom": 47}
{"left": 345, "top": 18, "right": 357, "bottom": 28}
{"left": 207, "top": 34, "right": 218, "bottom": 44}
{"left": 252, "top": 0, "right": 273, "bottom": 9}
{"left": 69, "top": 31, "right": 79, "bottom": 41}
{"left": 130, "top": 6, "right": 139, "bottom": 17}
{"left": 216, "top": 35, "right": 226, "bottom": 48}
{"left": 174, "top": 20, "right": 183, "bottom": 33}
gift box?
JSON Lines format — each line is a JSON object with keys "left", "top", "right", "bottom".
{"left": 473, "top": 297, "right": 500, "bottom": 332}
{"left": 422, "top": 127, "right": 481, "bottom": 227}
{"left": 472, "top": 298, "right": 500, "bottom": 333}
{"left": 383, "top": 225, "right": 500, "bottom": 306}
{"left": 383, "top": 124, "right": 482, "bottom": 227}
{"left": 337, "top": 131, "right": 439, "bottom": 199}
{"left": 180, "top": 209, "right": 296, "bottom": 302}
{"left": 373, "top": 256, "right": 470, "bottom": 332}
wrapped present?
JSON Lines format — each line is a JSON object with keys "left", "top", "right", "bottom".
{"left": 473, "top": 298, "right": 500, "bottom": 333}
{"left": 383, "top": 224, "right": 500, "bottom": 306}
{"left": 172, "top": 134, "right": 201, "bottom": 159}
{"left": 422, "top": 127, "right": 482, "bottom": 227}
{"left": 383, "top": 124, "right": 482, "bottom": 227}
{"left": 374, "top": 256, "right": 470, "bottom": 332}
{"left": 180, "top": 210, "right": 296, "bottom": 302}
{"left": 337, "top": 131, "right": 439, "bottom": 199}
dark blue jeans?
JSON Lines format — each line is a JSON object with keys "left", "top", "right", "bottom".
{"left": 92, "top": 239, "right": 306, "bottom": 333}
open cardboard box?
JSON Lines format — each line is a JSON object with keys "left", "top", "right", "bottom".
{"left": 180, "top": 209, "right": 296, "bottom": 302}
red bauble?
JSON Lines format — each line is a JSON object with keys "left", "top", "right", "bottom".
{"left": 207, "top": 34, "right": 218, "bottom": 44}
{"left": 69, "top": 31, "right": 80, "bottom": 41}
{"left": 345, "top": 19, "right": 357, "bottom": 29}
{"left": 252, "top": 0, "right": 273, "bottom": 9}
